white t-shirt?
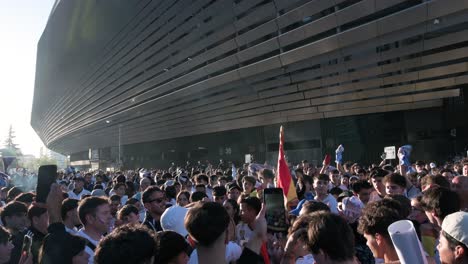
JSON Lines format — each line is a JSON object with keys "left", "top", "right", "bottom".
{"left": 235, "top": 222, "right": 253, "bottom": 245}
{"left": 76, "top": 229, "right": 101, "bottom": 264}
{"left": 316, "top": 194, "right": 338, "bottom": 214}
{"left": 188, "top": 241, "right": 242, "bottom": 264}
{"left": 68, "top": 189, "right": 91, "bottom": 200}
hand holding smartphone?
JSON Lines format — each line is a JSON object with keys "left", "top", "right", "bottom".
{"left": 263, "top": 188, "right": 288, "bottom": 232}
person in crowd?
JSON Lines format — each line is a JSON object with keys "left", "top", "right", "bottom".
{"left": 15, "top": 193, "right": 35, "bottom": 208}
{"left": 307, "top": 211, "right": 356, "bottom": 264}
{"left": 213, "top": 186, "right": 227, "bottom": 204}
{"left": 383, "top": 173, "right": 407, "bottom": 196}
{"left": 7, "top": 187, "right": 23, "bottom": 202}
{"left": 462, "top": 161, "right": 468, "bottom": 176}
{"left": 259, "top": 169, "right": 275, "bottom": 189}
{"left": 113, "top": 183, "right": 128, "bottom": 205}
{"left": 190, "top": 191, "right": 209, "bottom": 203}
{"left": 185, "top": 202, "right": 266, "bottom": 264}
{"left": 452, "top": 176, "right": 468, "bottom": 212}
{"left": 358, "top": 199, "right": 404, "bottom": 263}
{"left": 142, "top": 186, "right": 165, "bottom": 232}
{"left": 328, "top": 170, "right": 341, "bottom": 190}
{"left": 340, "top": 174, "right": 350, "bottom": 191}
{"left": 420, "top": 186, "right": 460, "bottom": 229}
{"left": 94, "top": 225, "right": 157, "bottom": 264}
{"left": 133, "top": 177, "right": 151, "bottom": 201}
{"left": 61, "top": 198, "right": 80, "bottom": 234}
{"left": 83, "top": 173, "right": 94, "bottom": 192}
{"left": 0, "top": 226, "right": 14, "bottom": 264}
{"left": 440, "top": 169, "right": 455, "bottom": 183}
{"left": 223, "top": 199, "right": 240, "bottom": 225}
{"left": 76, "top": 197, "right": 112, "bottom": 264}
{"left": 438, "top": 212, "right": 468, "bottom": 264}
{"left": 242, "top": 176, "right": 257, "bottom": 198}
{"left": 67, "top": 177, "right": 91, "bottom": 200}
{"left": 415, "top": 161, "right": 427, "bottom": 173}
{"left": 409, "top": 195, "right": 439, "bottom": 259}
{"left": 155, "top": 230, "right": 191, "bottom": 264}
{"left": 313, "top": 174, "right": 338, "bottom": 214}
{"left": 227, "top": 184, "right": 242, "bottom": 202}
{"left": 420, "top": 175, "right": 450, "bottom": 192}
{"left": 369, "top": 169, "right": 387, "bottom": 202}
{"left": 27, "top": 205, "right": 49, "bottom": 263}
{"left": 176, "top": 191, "right": 190, "bottom": 207}
{"left": 351, "top": 180, "right": 373, "bottom": 205}
{"left": 0, "top": 201, "right": 28, "bottom": 264}
{"left": 117, "top": 205, "right": 140, "bottom": 226}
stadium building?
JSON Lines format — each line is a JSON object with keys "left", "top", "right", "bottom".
{"left": 32, "top": 0, "right": 468, "bottom": 169}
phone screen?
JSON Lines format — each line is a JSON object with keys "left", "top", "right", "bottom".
{"left": 264, "top": 188, "right": 287, "bottom": 232}
{"left": 36, "top": 165, "right": 58, "bottom": 203}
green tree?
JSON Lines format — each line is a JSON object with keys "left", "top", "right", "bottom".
{"left": 3, "top": 125, "right": 22, "bottom": 156}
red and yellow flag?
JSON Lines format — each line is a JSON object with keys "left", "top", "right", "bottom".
{"left": 276, "top": 126, "right": 298, "bottom": 205}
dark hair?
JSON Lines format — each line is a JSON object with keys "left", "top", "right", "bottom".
{"left": 384, "top": 195, "right": 411, "bottom": 218}
{"left": 242, "top": 176, "right": 256, "bottom": 185}
{"left": 115, "top": 175, "right": 126, "bottom": 183}
{"left": 177, "top": 191, "right": 190, "bottom": 202}
{"left": 142, "top": 186, "right": 162, "bottom": 204}
{"left": 185, "top": 202, "right": 230, "bottom": 247}
{"left": 7, "top": 187, "right": 23, "bottom": 202}
{"left": 195, "top": 184, "right": 206, "bottom": 190}
{"left": 0, "top": 225, "right": 10, "bottom": 244}
{"left": 61, "top": 199, "right": 79, "bottom": 220}
{"left": 329, "top": 187, "right": 343, "bottom": 196}
{"left": 224, "top": 199, "right": 240, "bottom": 224}
{"left": 14, "top": 192, "right": 35, "bottom": 204}
{"left": 260, "top": 169, "right": 274, "bottom": 179}
{"left": 370, "top": 169, "right": 387, "bottom": 179}
{"left": 301, "top": 201, "right": 331, "bottom": 215}
{"left": 420, "top": 175, "right": 450, "bottom": 189}
{"left": 358, "top": 199, "right": 403, "bottom": 240}
{"left": 213, "top": 186, "right": 227, "bottom": 197}
{"left": 117, "top": 205, "right": 139, "bottom": 220}
{"left": 195, "top": 174, "right": 208, "bottom": 184}
{"left": 165, "top": 185, "right": 177, "bottom": 200}
{"left": 39, "top": 231, "right": 87, "bottom": 263}
{"left": 351, "top": 180, "right": 373, "bottom": 193}
{"left": 78, "top": 197, "right": 109, "bottom": 226}
{"left": 190, "top": 191, "right": 208, "bottom": 203}
{"left": 240, "top": 197, "right": 261, "bottom": 215}
{"left": 114, "top": 182, "right": 126, "bottom": 191}
{"left": 27, "top": 205, "right": 48, "bottom": 222}
{"left": 155, "top": 231, "right": 191, "bottom": 263}
{"left": 383, "top": 173, "right": 407, "bottom": 188}
{"left": 125, "top": 198, "right": 139, "bottom": 206}
{"left": 420, "top": 186, "right": 460, "bottom": 220}
{"left": 0, "top": 201, "right": 27, "bottom": 225}
{"left": 308, "top": 212, "right": 355, "bottom": 261}
{"left": 313, "top": 174, "right": 329, "bottom": 182}
{"left": 109, "top": 194, "right": 121, "bottom": 203}
{"left": 95, "top": 225, "right": 157, "bottom": 264}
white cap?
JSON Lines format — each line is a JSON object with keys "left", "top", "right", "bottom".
{"left": 430, "top": 162, "right": 436, "bottom": 169}
{"left": 441, "top": 212, "right": 468, "bottom": 247}
{"left": 160, "top": 205, "right": 189, "bottom": 237}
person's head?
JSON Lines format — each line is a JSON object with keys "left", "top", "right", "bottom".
{"left": 313, "top": 174, "right": 330, "bottom": 197}
{"left": 227, "top": 184, "right": 241, "bottom": 201}
{"left": 351, "top": 180, "right": 373, "bottom": 204}
{"left": 440, "top": 169, "right": 455, "bottom": 183}
{"left": 421, "top": 174, "right": 451, "bottom": 192}
{"left": 383, "top": 173, "right": 406, "bottom": 195}
{"left": 155, "top": 231, "right": 191, "bottom": 264}
{"left": 190, "top": 191, "right": 208, "bottom": 203}
{"left": 212, "top": 186, "right": 227, "bottom": 204}
{"left": 438, "top": 212, "right": 468, "bottom": 264}
{"left": 109, "top": 195, "right": 121, "bottom": 216}
{"left": 0, "top": 226, "right": 13, "bottom": 264}
{"left": 329, "top": 170, "right": 340, "bottom": 186}
{"left": 358, "top": 199, "right": 404, "bottom": 259}
{"left": 185, "top": 202, "right": 230, "bottom": 247}
{"left": 194, "top": 184, "right": 206, "bottom": 194}
{"left": 239, "top": 197, "right": 261, "bottom": 224}
{"left": 223, "top": 199, "right": 239, "bottom": 221}
{"left": 452, "top": 176, "right": 468, "bottom": 204}
{"left": 408, "top": 195, "right": 428, "bottom": 224}
{"left": 139, "top": 177, "right": 151, "bottom": 192}
{"left": 407, "top": 172, "right": 419, "bottom": 188}
{"left": 420, "top": 186, "right": 460, "bottom": 228}
{"left": 114, "top": 183, "right": 126, "bottom": 197}
{"left": 117, "top": 205, "right": 140, "bottom": 225}
{"left": 370, "top": 169, "right": 388, "bottom": 196}
{"left": 415, "top": 160, "right": 426, "bottom": 173}
{"left": 259, "top": 169, "right": 274, "bottom": 185}
{"left": 74, "top": 177, "right": 86, "bottom": 191}
{"left": 299, "top": 201, "right": 330, "bottom": 216}
{"left": 62, "top": 198, "right": 81, "bottom": 226}
{"left": 329, "top": 187, "right": 343, "bottom": 200}
{"left": 341, "top": 174, "right": 350, "bottom": 187}
{"left": 242, "top": 176, "right": 256, "bottom": 194}
{"left": 28, "top": 205, "right": 48, "bottom": 234}
{"left": 14, "top": 192, "right": 35, "bottom": 207}
{"left": 6, "top": 187, "right": 22, "bottom": 202}
{"left": 95, "top": 225, "right": 156, "bottom": 264}
{"left": 0, "top": 201, "right": 28, "bottom": 233}
{"left": 384, "top": 195, "right": 411, "bottom": 218}
{"left": 217, "top": 176, "right": 228, "bottom": 187}
{"left": 142, "top": 186, "right": 165, "bottom": 217}
{"left": 195, "top": 174, "right": 209, "bottom": 186}
{"left": 176, "top": 191, "right": 190, "bottom": 207}
{"left": 78, "top": 197, "right": 111, "bottom": 234}
{"left": 39, "top": 229, "right": 89, "bottom": 264}
{"left": 462, "top": 161, "right": 468, "bottom": 176}
{"left": 308, "top": 211, "right": 355, "bottom": 262}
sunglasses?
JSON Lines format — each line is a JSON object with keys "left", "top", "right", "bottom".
{"left": 148, "top": 198, "right": 165, "bottom": 204}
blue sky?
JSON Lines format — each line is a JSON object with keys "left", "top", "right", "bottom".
{"left": 0, "top": 0, "right": 55, "bottom": 156}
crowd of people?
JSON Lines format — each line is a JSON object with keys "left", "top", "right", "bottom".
{"left": 0, "top": 146, "right": 468, "bottom": 264}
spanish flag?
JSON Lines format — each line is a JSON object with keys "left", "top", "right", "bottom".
{"left": 276, "top": 126, "right": 298, "bottom": 206}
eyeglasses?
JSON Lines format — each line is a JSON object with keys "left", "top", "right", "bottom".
{"left": 147, "top": 198, "right": 165, "bottom": 204}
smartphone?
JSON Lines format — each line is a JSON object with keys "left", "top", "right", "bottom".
{"left": 324, "top": 154, "right": 331, "bottom": 165}
{"left": 22, "top": 234, "right": 32, "bottom": 256}
{"left": 263, "top": 188, "right": 288, "bottom": 232}
{"left": 36, "top": 165, "right": 58, "bottom": 203}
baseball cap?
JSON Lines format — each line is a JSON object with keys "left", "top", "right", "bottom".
{"left": 91, "top": 189, "right": 106, "bottom": 197}
{"left": 441, "top": 212, "right": 468, "bottom": 247}
{"left": 430, "top": 162, "right": 436, "bottom": 169}
{"left": 160, "top": 205, "right": 189, "bottom": 237}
